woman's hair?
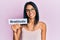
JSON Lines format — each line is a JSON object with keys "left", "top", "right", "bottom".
{"left": 24, "top": 1, "right": 39, "bottom": 25}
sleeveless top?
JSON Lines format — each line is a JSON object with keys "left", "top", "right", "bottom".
{"left": 22, "top": 27, "right": 41, "bottom": 40}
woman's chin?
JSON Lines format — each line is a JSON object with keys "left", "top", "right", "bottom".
{"left": 29, "top": 16, "right": 35, "bottom": 19}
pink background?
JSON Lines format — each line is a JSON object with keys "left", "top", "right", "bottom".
{"left": 0, "top": 0, "right": 60, "bottom": 40}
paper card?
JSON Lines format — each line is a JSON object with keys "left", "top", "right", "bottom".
{"left": 8, "top": 18, "right": 27, "bottom": 25}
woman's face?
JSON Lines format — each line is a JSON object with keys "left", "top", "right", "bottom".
{"left": 26, "top": 5, "right": 36, "bottom": 19}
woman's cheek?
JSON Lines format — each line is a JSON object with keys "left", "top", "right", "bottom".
{"left": 27, "top": 13, "right": 29, "bottom": 17}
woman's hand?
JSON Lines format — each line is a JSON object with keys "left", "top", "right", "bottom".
{"left": 11, "top": 24, "right": 22, "bottom": 40}
{"left": 11, "top": 24, "right": 21, "bottom": 32}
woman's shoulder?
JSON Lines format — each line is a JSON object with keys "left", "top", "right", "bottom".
{"left": 38, "top": 21, "right": 46, "bottom": 26}
{"left": 38, "top": 21, "right": 46, "bottom": 30}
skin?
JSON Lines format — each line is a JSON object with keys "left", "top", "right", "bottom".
{"left": 11, "top": 5, "right": 46, "bottom": 40}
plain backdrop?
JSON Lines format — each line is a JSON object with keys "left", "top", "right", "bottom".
{"left": 0, "top": 0, "right": 60, "bottom": 40}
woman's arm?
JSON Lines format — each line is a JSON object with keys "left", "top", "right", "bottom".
{"left": 39, "top": 22, "right": 47, "bottom": 40}
{"left": 13, "top": 29, "right": 21, "bottom": 40}
{"left": 13, "top": 32, "right": 18, "bottom": 40}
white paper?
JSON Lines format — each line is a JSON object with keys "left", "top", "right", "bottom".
{"left": 8, "top": 18, "right": 27, "bottom": 24}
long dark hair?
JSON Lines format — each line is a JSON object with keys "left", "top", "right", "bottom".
{"left": 24, "top": 1, "right": 39, "bottom": 25}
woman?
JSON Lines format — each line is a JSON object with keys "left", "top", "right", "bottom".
{"left": 11, "top": 1, "right": 46, "bottom": 40}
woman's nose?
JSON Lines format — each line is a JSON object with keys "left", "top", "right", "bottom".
{"left": 29, "top": 10, "right": 32, "bottom": 13}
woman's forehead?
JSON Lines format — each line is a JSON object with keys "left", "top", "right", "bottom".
{"left": 26, "top": 5, "right": 34, "bottom": 9}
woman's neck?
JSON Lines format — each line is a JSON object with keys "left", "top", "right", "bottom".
{"left": 27, "top": 18, "right": 35, "bottom": 31}
{"left": 29, "top": 18, "right": 35, "bottom": 24}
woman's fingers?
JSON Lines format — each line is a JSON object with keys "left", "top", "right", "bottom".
{"left": 11, "top": 24, "right": 21, "bottom": 32}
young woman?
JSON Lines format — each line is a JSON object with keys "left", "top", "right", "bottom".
{"left": 11, "top": 1, "right": 47, "bottom": 40}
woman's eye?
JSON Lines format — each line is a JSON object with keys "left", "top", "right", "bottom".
{"left": 26, "top": 9, "right": 29, "bottom": 12}
{"left": 31, "top": 9, "right": 35, "bottom": 11}
{"left": 31, "top": 8, "right": 35, "bottom": 10}
{"left": 26, "top": 8, "right": 35, "bottom": 12}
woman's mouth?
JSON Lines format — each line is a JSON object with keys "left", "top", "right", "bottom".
{"left": 29, "top": 13, "right": 34, "bottom": 17}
